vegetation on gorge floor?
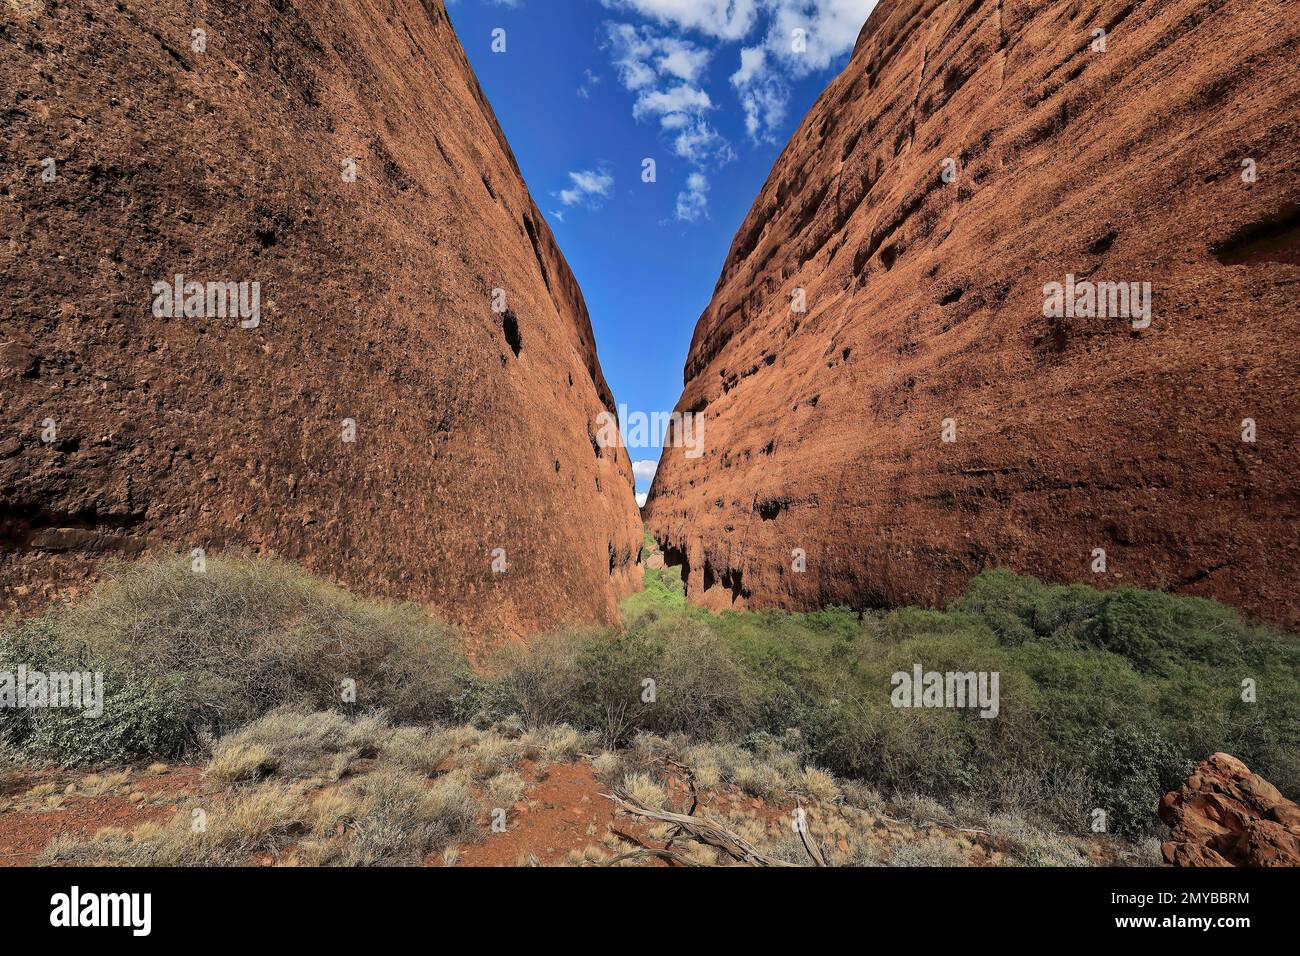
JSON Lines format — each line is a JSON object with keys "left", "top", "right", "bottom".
{"left": 3, "top": 544, "right": 1296, "bottom": 853}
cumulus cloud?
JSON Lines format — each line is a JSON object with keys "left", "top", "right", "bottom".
{"left": 632, "top": 459, "right": 659, "bottom": 482}
{"left": 635, "top": 491, "right": 649, "bottom": 507}
{"left": 601, "top": 0, "right": 761, "bottom": 41}
{"left": 632, "top": 83, "right": 713, "bottom": 123}
{"left": 729, "top": 0, "right": 877, "bottom": 141}
{"left": 675, "top": 172, "right": 710, "bottom": 223}
{"left": 602, "top": 2, "right": 877, "bottom": 214}
{"left": 557, "top": 167, "right": 614, "bottom": 207}
{"left": 604, "top": 22, "right": 738, "bottom": 218}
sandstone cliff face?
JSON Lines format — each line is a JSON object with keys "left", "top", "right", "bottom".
{"left": 646, "top": 0, "right": 1300, "bottom": 625}
{"left": 0, "top": 0, "right": 642, "bottom": 634}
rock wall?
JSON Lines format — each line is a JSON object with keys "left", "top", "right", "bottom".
{"left": 645, "top": 0, "right": 1300, "bottom": 626}
{"left": 0, "top": 0, "right": 642, "bottom": 634}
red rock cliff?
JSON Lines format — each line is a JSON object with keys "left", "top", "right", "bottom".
{"left": 0, "top": 0, "right": 642, "bottom": 634}
{"left": 645, "top": 0, "right": 1300, "bottom": 625}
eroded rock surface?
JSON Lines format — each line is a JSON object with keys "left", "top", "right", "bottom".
{"left": 1160, "top": 753, "right": 1300, "bottom": 866}
{"left": 0, "top": 0, "right": 641, "bottom": 633}
{"left": 644, "top": 0, "right": 1300, "bottom": 625}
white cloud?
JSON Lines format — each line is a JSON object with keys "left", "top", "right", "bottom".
{"left": 605, "top": 22, "right": 711, "bottom": 92}
{"left": 671, "top": 120, "right": 736, "bottom": 165}
{"left": 728, "top": 1, "right": 877, "bottom": 141}
{"left": 657, "top": 41, "right": 711, "bottom": 83}
{"left": 632, "top": 459, "right": 659, "bottom": 482}
{"left": 601, "top": 0, "right": 761, "bottom": 41}
{"left": 557, "top": 167, "right": 614, "bottom": 207}
{"left": 730, "top": 46, "right": 788, "bottom": 141}
{"left": 604, "top": 22, "right": 737, "bottom": 218}
{"left": 675, "top": 172, "right": 710, "bottom": 222}
{"left": 602, "top": 2, "right": 877, "bottom": 216}
{"left": 577, "top": 68, "right": 602, "bottom": 99}
{"left": 632, "top": 83, "right": 713, "bottom": 124}
{"left": 635, "top": 491, "right": 649, "bottom": 507}
{"left": 766, "top": 0, "right": 875, "bottom": 73}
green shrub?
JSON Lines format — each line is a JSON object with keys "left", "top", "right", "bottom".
{"left": 5, "top": 552, "right": 1297, "bottom": 844}
{"left": 0, "top": 555, "right": 471, "bottom": 764}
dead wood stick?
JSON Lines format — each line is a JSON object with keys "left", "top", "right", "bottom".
{"left": 662, "top": 757, "right": 700, "bottom": 852}
{"left": 603, "top": 790, "right": 800, "bottom": 867}
{"left": 795, "top": 798, "right": 828, "bottom": 867}
{"left": 600, "top": 847, "right": 703, "bottom": 867}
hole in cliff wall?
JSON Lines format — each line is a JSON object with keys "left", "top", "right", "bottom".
{"left": 720, "top": 566, "right": 748, "bottom": 603}
{"left": 502, "top": 309, "right": 522, "bottom": 357}
{"left": 880, "top": 242, "right": 899, "bottom": 270}
{"left": 522, "top": 212, "right": 554, "bottom": 295}
{"left": 1212, "top": 205, "right": 1300, "bottom": 266}
{"left": 939, "top": 286, "right": 966, "bottom": 305}
{"left": 1088, "top": 227, "right": 1118, "bottom": 256}
{"left": 662, "top": 544, "right": 689, "bottom": 590}
{"left": 755, "top": 496, "right": 791, "bottom": 521}
{"left": 0, "top": 506, "right": 144, "bottom": 554}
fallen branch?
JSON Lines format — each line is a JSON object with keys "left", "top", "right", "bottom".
{"left": 795, "top": 798, "right": 827, "bottom": 867}
{"left": 663, "top": 757, "right": 699, "bottom": 853}
{"left": 600, "top": 847, "right": 703, "bottom": 868}
{"left": 603, "top": 790, "right": 800, "bottom": 867}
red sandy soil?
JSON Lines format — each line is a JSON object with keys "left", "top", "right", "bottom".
{"left": 2, "top": 757, "right": 1131, "bottom": 867}
{"left": 0, "top": 767, "right": 202, "bottom": 866}
{"left": 450, "top": 760, "right": 656, "bottom": 867}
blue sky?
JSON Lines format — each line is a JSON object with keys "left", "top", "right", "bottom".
{"left": 448, "top": 0, "right": 878, "bottom": 502}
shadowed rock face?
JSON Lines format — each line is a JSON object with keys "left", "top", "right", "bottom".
{"left": 645, "top": 0, "right": 1300, "bottom": 626}
{"left": 0, "top": 0, "right": 641, "bottom": 634}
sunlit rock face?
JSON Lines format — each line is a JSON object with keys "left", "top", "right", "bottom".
{"left": 0, "top": 0, "right": 642, "bottom": 635}
{"left": 645, "top": 0, "right": 1300, "bottom": 626}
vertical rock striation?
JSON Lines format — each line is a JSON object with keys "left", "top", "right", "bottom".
{"left": 646, "top": 0, "right": 1300, "bottom": 626}
{"left": 0, "top": 0, "right": 642, "bottom": 634}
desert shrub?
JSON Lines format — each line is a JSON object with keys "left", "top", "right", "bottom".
{"left": 485, "top": 631, "right": 588, "bottom": 729}
{"left": 619, "top": 771, "right": 667, "bottom": 809}
{"left": 0, "top": 618, "right": 195, "bottom": 764}
{"left": 1083, "top": 727, "right": 1190, "bottom": 837}
{"left": 482, "top": 621, "right": 750, "bottom": 748}
{"left": 208, "top": 707, "right": 389, "bottom": 782}
{"left": 610, "top": 564, "right": 1299, "bottom": 838}
{"left": 983, "top": 811, "right": 1091, "bottom": 866}
{"left": 380, "top": 726, "right": 455, "bottom": 777}
{"left": 1, "top": 555, "right": 471, "bottom": 764}
{"left": 327, "top": 768, "right": 479, "bottom": 866}
{"left": 886, "top": 836, "right": 971, "bottom": 867}
{"left": 42, "top": 784, "right": 310, "bottom": 867}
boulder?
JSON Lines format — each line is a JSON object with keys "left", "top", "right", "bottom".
{"left": 1159, "top": 753, "right": 1300, "bottom": 866}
